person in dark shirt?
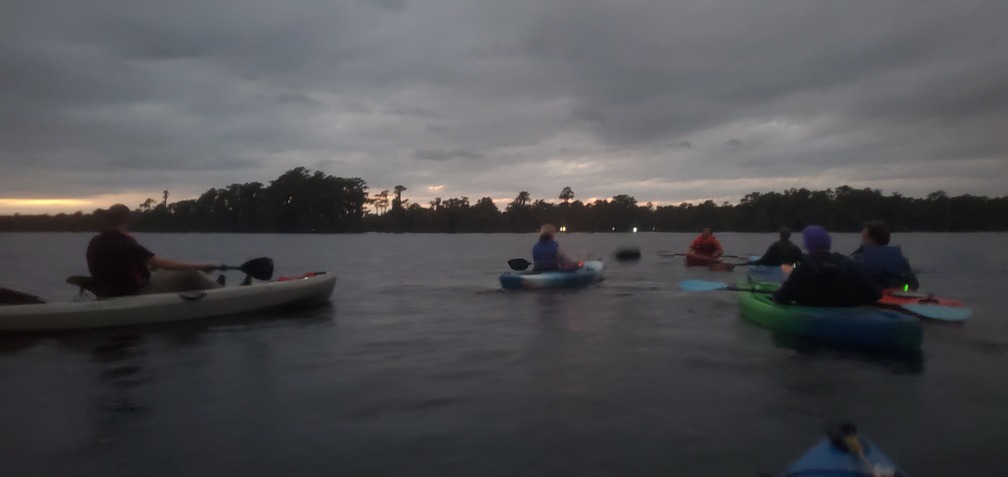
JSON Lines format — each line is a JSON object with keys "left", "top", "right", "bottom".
{"left": 750, "top": 227, "right": 803, "bottom": 266}
{"left": 86, "top": 204, "right": 222, "bottom": 296}
{"left": 774, "top": 225, "right": 881, "bottom": 307}
{"left": 851, "top": 220, "right": 919, "bottom": 291}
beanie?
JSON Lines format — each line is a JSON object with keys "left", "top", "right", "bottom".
{"left": 802, "top": 225, "right": 831, "bottom": 252}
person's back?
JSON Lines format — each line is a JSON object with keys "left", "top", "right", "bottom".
{"left": 775, "top": 252, "right": 881, "bottom": 307}
{"left": 774, "top": 225, "right": 881, "bottom": 307}
{"left": 532, "top": 238, "right": 561, "bottom": 271}
{"left": 752, "top": 227, "right": 803, "bottom": 266}
{"left": 86, "top": 228, "right": 154, "bottom": 297}
{"left": 854, "top": 244, "right": 919, "bottom": 290}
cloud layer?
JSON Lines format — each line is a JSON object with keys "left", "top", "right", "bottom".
{"left": 2, "top": 1, "right": 1006, "bottom": 212}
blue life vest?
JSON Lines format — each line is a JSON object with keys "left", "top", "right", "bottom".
{"left": 532, "top": 239, "right": 560, "bottom": 270}
{"left": 854, "top": 245, "right": 917, "bottom": 289}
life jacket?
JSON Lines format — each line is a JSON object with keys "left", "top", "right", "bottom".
{"left": 532, "top": 239, "right": 560, "bottom": 271}
{"left": 854, "top": 245, "right": 918, "bottom": 289}
{"left": 691, "top": 235, "right": 721, "bottom": 256}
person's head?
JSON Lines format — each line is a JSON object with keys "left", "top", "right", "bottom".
{"left": 778, "top": 227, "right": 791, "bottom": 240}
{"left": 802, "top": 225, "right": 831, "bottom": 252}
{"left": 701, "top": 226, "right": 713, "bottom": 237}
{"left": 539, "top": 223, "right": 557, "bottom": 241}
{"left": 105, "top": 204, "right": 131, "bottom": 229}
{"left": 861, "top": 220, "right": 891, "bottom": 246}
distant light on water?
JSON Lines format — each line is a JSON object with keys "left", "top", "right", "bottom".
{"left": 560, "top": 225, "right": 567, "bottom": 232}
{"left": 633, "top": 227, "right": 638, "bottom": 233}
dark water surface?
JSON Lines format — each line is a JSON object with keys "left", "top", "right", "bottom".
{"left": 1, "top": 232, "right": 1006, "bottom": 476}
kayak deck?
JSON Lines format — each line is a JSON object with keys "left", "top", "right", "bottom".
{"left": 0, "top": 274, "right": 336, "bottom": 331}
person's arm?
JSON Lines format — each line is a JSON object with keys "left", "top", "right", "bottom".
{"left": 712, "top": 238, "right": 724, "bottom": 258}
{"left": 751, "top": 243, "right": 774, "bottom": 265}
{"left": 687, "top": 236, "right": 699, "bottom": 254}
{"left": 148, "top": 256, "right": 218, "bottom": 272}
{"left": 557, "top": 247, "right": 579, "bottom": 269}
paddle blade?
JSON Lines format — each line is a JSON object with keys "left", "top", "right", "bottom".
{"left": 507, "top": 258, "right": 532, "bottom": 271}
{"left": 679, "top": 280, "right": 730, "bottom": 292}
{"left": 901, "top": 303, "right": 972, "bottom": 321}
{"left": 239, "top": 257, "right": 274, "bottom": 281}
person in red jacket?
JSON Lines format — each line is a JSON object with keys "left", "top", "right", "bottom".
{"left": 688, "top": 227, "right": 724, "bottom": 258}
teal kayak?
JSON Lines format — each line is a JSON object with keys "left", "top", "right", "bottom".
{"left": 499, "top": 261, "right": 604, "bottom": 290}
{"left": 738, "top": 282, "right": 922, "bottom": 351}
{"left": 781, "top": 424, "right": 905, "bottom": 476}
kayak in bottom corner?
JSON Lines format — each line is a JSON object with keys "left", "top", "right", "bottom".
{"left": 499, "top": 260, "right": 604, "bottom": 290}
{"left": 781, "top": 424, "right": 905, "bottom": 477}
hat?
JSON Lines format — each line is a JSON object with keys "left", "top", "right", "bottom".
{"left": 802, "top": 225, "right": 831, "bottom": 252}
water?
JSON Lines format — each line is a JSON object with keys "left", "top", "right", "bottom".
{"left": 1, "top": 232, "right": 1006, "bottom": 475}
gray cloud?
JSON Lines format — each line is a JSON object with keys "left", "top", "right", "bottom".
{"left": 413, "top": 149, "right": 484, "bottom": 161}
{"left": 1, "top": 0, "right": 1006, "bottom": 211}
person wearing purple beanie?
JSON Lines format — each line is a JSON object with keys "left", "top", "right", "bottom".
{"left": 773, "top": 225, "right": 881, "bottom": 307}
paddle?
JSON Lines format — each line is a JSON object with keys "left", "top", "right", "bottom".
{"left": 679, "top": 279, "right": 971, "bottom": 321}
{"left": 707, "top": 261, "right": 751, "bottom": 272}
{"left": 217, "top": 257, "right": 274, "bottom": 281}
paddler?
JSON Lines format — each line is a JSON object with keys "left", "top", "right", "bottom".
{"left": 86, "top": 204, "right": 223, "bottom": 296}
{"left": 851, "top": 220, "right": 919, "bottom": 291}
{"left": 750, "top": 227, "right": 803, "bottom": 266}
{"left": 532, "top": 224, "right": 579, "bottom": 271}
{"left": 774, "top": 225, "right": 881, "bottom": 307}
{"left": 687, "top": 226, "right": 724, "bottom": 258}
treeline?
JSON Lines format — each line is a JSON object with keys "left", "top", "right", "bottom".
{"left": 2, "top": 168, "right": 1007, "bottom": 233}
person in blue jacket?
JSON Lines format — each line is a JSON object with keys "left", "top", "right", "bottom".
{"left": 774, "top": 225, "right": 881, "bottom": 307}
{"left": 532, "top": 224, "right": 579, "bottom": 271}
{"left": 851, "top": 220, "right": 919, "bottom": 291}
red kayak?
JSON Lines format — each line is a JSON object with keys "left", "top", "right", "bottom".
{"left": 877, "top": 289, "right": 971, "bottom": 321}
{"left": 685, "top": 253, "right": 721, "bottom": 267}
{"left": 878, "top": 289, "right": 963, "bottom": 307}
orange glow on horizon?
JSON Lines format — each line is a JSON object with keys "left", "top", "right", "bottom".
{"left": 0, "top": 198, "right": 92, "bottom": 208}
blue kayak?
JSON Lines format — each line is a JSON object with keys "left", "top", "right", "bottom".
{"left": 782, "top": 434, "right": 905, "bottom": 476}
{"left": 499, "top": 261, "right": 604, "bottom": 290}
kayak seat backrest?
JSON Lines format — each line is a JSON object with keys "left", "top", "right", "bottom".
{"left": 65, "top": 275, "right": 115, "bottom": 299}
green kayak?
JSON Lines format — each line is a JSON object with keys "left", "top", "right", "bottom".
{"left": 738, "top": 282, "right": 922, "bottom": 351}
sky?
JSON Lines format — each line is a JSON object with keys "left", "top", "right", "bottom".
{"left": 2, "top": 0, "right": 1006, "bottom": 214}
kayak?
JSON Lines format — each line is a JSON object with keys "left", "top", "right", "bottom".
{"left": 746, "top": 264, "right": 787, "bottom": 283}
{"left": 685, "top": 252, "right": 721, "bottom": 267}
{"left": 0, "top": 273, "right": 336, "bottom": 332}
{"left": 499, "top": 261, "right": 604, "bottom": 290}
{"left": 737, "top": 281, "right": 922, "bottom": 351}
{"left": 878, "top": 288, "right": 970, "bottom": 322}
{"left": 782, "top": 433, "right": 904, "bottom": 476}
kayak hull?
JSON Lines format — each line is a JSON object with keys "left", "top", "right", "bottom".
{"left": 499, "top": 261, "right": 604, "bottom": 290}
{"left": 685, "top": 253, "right": 720, "bottom": 267}
{"left": 738, "top": 282, "right": 922, "bottom": 351}
{"left": 781, "top": 437, "right": 904, "bottom": 477}
{"left": 0, "top": 274, "right": 336, "bottom": 331}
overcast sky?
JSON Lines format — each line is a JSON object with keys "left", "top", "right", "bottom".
{"left": 2, "top": 0, "right": 1006, "bottom": 214}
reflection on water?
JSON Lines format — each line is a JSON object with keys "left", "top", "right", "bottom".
{"left": 0, "top": 232, "right": 1006, "bottom": 475}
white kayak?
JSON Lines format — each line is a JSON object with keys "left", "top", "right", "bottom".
{"left": 0, "top": 273, "right": 336, "bottom": 332}
{"left": 499, "top": 260, "right": 604, "bottom": 290}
